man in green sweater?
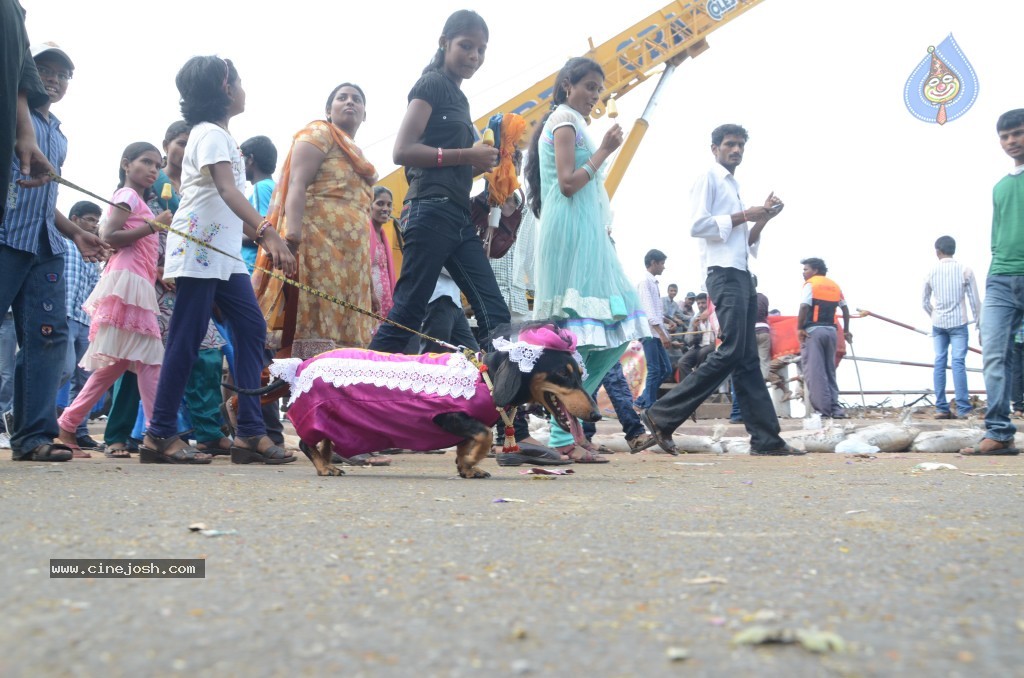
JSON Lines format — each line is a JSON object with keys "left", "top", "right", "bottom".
{"left": 964, "top": 109, "right": 1024, "bottom": 455}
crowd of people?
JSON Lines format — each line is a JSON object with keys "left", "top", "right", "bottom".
{"left": 2, "top": 4, "right": 1022, "bottom": 465}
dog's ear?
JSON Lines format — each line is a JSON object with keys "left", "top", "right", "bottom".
{"left": 487, "top": 351, "right": 523, "bottom": 408}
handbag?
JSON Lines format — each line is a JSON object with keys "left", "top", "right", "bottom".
{"left": 470, "top": 188, "right": 524, "bottom": 259}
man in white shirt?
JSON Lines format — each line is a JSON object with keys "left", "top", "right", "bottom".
{"left": 639, "top": 124, "right": 801, "bottom": 455}
{"left": 635, "top": 249, "right": 673, "bottom": 411}
{"left": 922, "top": 235, "right": 980, "bottom": 419}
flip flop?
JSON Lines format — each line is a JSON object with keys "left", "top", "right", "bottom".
{"left": 104, "top": 443, "right": 132, "bottom": 459}
{"left": 961, "top": 441, "right": 1020, "bottom": 456}
{"left": 64, "top": 443, "right": 90, "bottom": 458}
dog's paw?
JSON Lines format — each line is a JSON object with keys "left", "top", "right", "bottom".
{"left": 317, "top": 465, "right": 345, "bottom": 477}
{"left": 459, "top": 468, "right": 491, "bottom": 479}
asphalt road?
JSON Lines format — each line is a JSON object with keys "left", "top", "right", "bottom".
{"left": 2, "top": 418, "right": 1023, "bottom": 677}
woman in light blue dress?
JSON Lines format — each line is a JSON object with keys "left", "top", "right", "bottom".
{"left": 524, "top": 57, "right": 650, "bottom": 461}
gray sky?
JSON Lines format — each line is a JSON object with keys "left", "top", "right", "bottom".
{"left": 26, "top": 0, "right": 1023, "bottom": 401}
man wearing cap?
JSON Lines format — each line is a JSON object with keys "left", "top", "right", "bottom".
{"left": 0, "top": 42, "right": 107, "bottom": 462}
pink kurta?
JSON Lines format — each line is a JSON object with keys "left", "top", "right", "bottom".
{"left": 277, "top": 348, "right": 499, "bottom": 457}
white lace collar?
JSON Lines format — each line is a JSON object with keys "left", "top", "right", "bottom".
{"left": 493, "top": 337, "right": 588, "bottom": 381}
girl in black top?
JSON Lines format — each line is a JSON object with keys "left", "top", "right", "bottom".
{"left": 368, "top": 9, "right": 509, "bottom": 353}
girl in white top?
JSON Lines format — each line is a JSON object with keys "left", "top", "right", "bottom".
{"left": 141, "top": 56, "right": 296, "bottom": 465}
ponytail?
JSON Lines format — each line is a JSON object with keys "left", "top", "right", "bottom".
{"left": 422, "top": 48, "right": 445, "bottom": 75}
{"left": 524, "top": 111, "right": 553, "bottom": 218}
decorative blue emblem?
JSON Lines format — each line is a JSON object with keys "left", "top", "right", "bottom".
{"left": 903, "top": 34, "right": 978, "bottom": 125}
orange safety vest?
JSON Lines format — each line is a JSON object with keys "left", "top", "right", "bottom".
{"left": 806, "top": 275, "right": 842, "bottom": 327}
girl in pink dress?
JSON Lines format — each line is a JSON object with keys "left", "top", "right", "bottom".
{"left": 57, "top": 142, "right": 171, "bottom": 456}
{"left": 369, "top": 186, "right": 396, "bottom": 324}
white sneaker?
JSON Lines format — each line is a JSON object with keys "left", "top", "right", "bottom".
{"left": 0, "top": 432, "right": 10, "bottom": 449}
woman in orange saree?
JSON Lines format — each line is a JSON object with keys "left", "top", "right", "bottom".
{"left": 253, "top": 83, "right": 378, "bottom": 359}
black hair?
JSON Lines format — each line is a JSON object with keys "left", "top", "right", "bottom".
{"left": 163, "top": 120, "right": 190, "bottom": 143}
{"left": 373, "top": 186, "right": 393, "bottom": 201}
{"left": 935, "top": 235, "right": 956, "bottom": 255}
{"left": 176, "top": 56, "right": 239, "bottom": 126}
{"left": 324, "top": 83, "right": 367, "bottom": 119}
{"left": 695, "top": 292, "right": 708, "bottom": 301}
{"left": 423, "top": 10, "right": 489, "bottom": 75}
{"left": 240, "top": 135, "right": 278, "bottom": 174}
{"left": 996, "top": 109, "right": 1024, "bottom": 132}
{"left": 644, "top": 249, "right": 667, "bottom": 267}
{"left": 667, "top": 283, "right": 678, "bottom": 290}
{"left": 69, "top": 200, "right": 101, "bottom": 218}
{"left": 801, "top": 257, "right": 828, "bottom": 275}
{"left": 117, "top": 141, "right": 161, "bottom": 200}
{"left": 525, "top": 57, "right": 605, "bottom": 218}
{"left": 711, "top": 124, "right": 749, "bottom": 147}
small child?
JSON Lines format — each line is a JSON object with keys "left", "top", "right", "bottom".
{"left": 141, "top": 55, "right": 295, "bottom": 465}
{"left": 56, "top": 142, "right": 170, "bottom": 455}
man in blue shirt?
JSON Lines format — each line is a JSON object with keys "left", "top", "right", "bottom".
{"left": 240, "top": 135, "right": 277, "bottom": 274}
{"left": 0, "top": 43, "right": 107, "bottom": 461}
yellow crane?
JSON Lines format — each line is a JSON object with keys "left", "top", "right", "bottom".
{"left": 380, "top": 0, "right": 768, "bottom": 267}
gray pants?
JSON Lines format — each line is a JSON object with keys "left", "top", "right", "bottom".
{"left": 801, "top": 327, "right": 841, "bottom": 416}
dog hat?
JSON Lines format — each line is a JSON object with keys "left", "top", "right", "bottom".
{"left": 493, "top": 325, "right": 587, "bottom": 379}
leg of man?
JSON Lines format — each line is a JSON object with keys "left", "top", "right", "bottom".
{"left": 801, "top": 328, "right": 837, "bottom": 417}
{"left": 756, "top": 331, "right": 771, "bottom": 381}
{"left": 448, "top": 308, "right": 480, "bottom": 352}
{"left": 1011, "top": 339, "right": 1024, "bottom": 413}
{"left": 603, "top": 362, "right": 646, "bottom": 440}
{"left": 637, "top": 337, "right": 669, "bottom": 409}
{"left": 947, "top": 324, "right": 971, "bottom": 415}
{"left": 445, "top": 219, "right": 511, "bottom": 349}
{"left": 369, "top": 199, "right": 462, "bottom": 353}
{"left": 649, "top": 267, "right": 784, "bottom": 451}
{"left": 0, "top": 310, "right": 17, "bottom": 418}
{"left": 932, "top": 326, "right": 951, "bottom": 414}
{"left": 979, "top": 275, "right": 1024, "bottom": 443}
{"left": 9, "top": 248, "right": 69, "bottom": 456}
{"left": 419, "top": 298, "right": 459, "bottom": 354}
{"left": 678, "top": 346, "right": 700, "bottom": 380}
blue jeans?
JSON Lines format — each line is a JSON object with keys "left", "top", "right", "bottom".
{"left": 0, "top": 310, "right": 15, "bottom": 414}
{"left": 979, "top": 275, "right": 1024, "bottom": 442}
{"left": 0, "top": 244, "right": 69, "bottom": 456}
{"left": 60, "top": 318, "right": 91, "bottom": 437}
{"left": 636, "top": 337, "right": 671, "bottom": 409}
{"left": 369, "top": 197, "right": 510, "bottom": 353}
{"left": 933, "top": 324, "right": 970, "bottom": 415}
{"left": 583, "top": 362, "right": 645, "bottom": 440}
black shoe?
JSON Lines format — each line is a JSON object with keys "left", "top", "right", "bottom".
{"left": 638, "top": 409, "right": 678, "bottom": 455}
{"left": 76, "top": 435, "right": 104, "bottom": 450}
{"left": 729, "top": 417, "right": 743, "bottom": 424}
{"left": 751, "top": 443, "right": 806, "bottom": 456}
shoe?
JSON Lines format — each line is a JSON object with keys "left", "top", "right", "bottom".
{"left": 76, "top": 435, "right": 103, "bottom": 450}
{"left": 729, "top": 417, "right": 743, "bottom": 424}
{"left": 627, "top": 433, "right": 658, "bottom": 453}
{"left": 933, "top": 411, "right": 953, "bottom": 420}
{"left": 830, "top": 412, "right": 848, "bottom": 419}
{"left": 637, "top": 409, "right": 678, "bottom": 455}
{"left": 0, "top": 432, "right": 9, "bottom": 449}
{"left": 751, "top": 443, "right": 806, "bottom": 456}
{"left": 13, "top": 443, "right": 73, "bottom": 462}
{"left": 230, "top": 435, "right": 296, "bottom": 465}
{"left": 2, "top": 409, "right": 12, "bottom": 435}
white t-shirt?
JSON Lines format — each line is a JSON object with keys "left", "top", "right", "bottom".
{"left": 164, "top": 122, "right": 249, "bottom": 280}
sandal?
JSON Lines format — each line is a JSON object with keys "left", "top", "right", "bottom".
{"left": 961, "top": 439, "right": 1019, "bottom": 456}
{"left": 104, "top": 443, "right": 132, "bottom": 459}
{"left": 139, "top": 434, "right": 213, "bottom": 464}
{"left": 340, "top": 452, "right": 391, "bottom": 467}
{"left": 627, "top": 433, "right": 658, "bottom": 454}
{"left": 14, "top": 443, "right": 73, "bottom": 462}
{"left": 554, "top": 443, "right": 609, "bottom": 464}
{"left": 230, "top": 435, "right": 296, "bottom": 465}
{"left": 196, "top": 437, "right": 233, "bottom": 456}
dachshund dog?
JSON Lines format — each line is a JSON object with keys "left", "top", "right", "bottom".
{"left": 230, "top": 334, "right": 600, "bottom": 479}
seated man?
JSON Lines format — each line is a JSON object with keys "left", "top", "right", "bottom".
{"left": 678, "top": 292, "right": 717, "bottom": 380}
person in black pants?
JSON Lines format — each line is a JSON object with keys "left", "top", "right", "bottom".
{"left": 368, "top": 10, "right": 509, "bottom": 354}
{"left": 640, "top": 124, "right": 801, "bottom": 456}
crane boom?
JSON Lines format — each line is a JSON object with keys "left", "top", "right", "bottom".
{"left": 379, "top": 0, "right": 768, "bottom": 217}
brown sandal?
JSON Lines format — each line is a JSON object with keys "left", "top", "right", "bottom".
{"left": 230, "top": 436, "right": 296, "bottom": 465}
{"left": 139, "top": 434, "right": 212, "bottom": 464}
{"left": 196, "top": 437, "right": 233, "bottom": 456}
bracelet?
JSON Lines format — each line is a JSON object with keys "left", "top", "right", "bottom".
{"left": 255, "top": 219, "right": 272, "bottom": 243}
{"left": 742, "top": 210, "right": 749, "bottom": 222}
{"left": 437, "top": 147, "right": 443, "bottom": 167}
{"left": 581, "top": 162, "right": 595, "bottom": 179}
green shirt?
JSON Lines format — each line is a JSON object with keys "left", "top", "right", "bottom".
{"left": 990, "top": 172, "right": 1024, "bottom": 275}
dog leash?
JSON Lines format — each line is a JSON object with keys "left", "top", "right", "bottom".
{"left": 53, "top": 172, "right": 522, "bottom": 447}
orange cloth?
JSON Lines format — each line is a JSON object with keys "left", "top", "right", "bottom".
{"left": 482, "top": 113, "right": 527, "bottom": 206}
{"left": 253, "top": 120, "right": 378, "bottom": 358}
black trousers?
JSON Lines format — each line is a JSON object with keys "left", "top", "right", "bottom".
{"left": 648, "top": 266, "right": 784, "bottom": 451}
